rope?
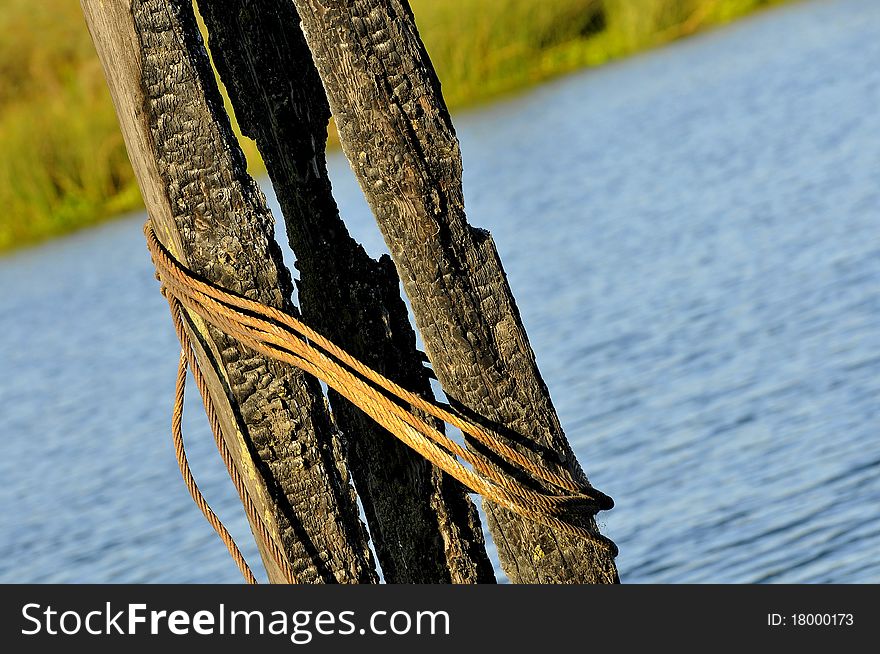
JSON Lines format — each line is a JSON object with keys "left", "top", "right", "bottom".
{"left": 146, "top": 220, "right": 616, "bottom": 583}
{"left": 171, "top": 351, "right": 258, "bottom": 584}
{"left": 168, "top": 295, "right": 295, "bottom": 584}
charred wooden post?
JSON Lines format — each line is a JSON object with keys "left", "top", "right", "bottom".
{"left": 195, "top": 0, "right": 493, "bottom": 584}
{"left": 290, "top": 0, "right": 620, "bottom": 583}
{"left": 195, "top": 0, "right": 494, "bottom": 584}
{"left": 80, "top": 0, "right": 376, "bottom": 583}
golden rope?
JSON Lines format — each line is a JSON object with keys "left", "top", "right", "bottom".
{"left": 146, "top": 220, "right": 616, "bottom": 584}
{"left": 170, "top": 350, "right": 258, "bottom": 584}
{"left": 167, "top": 295, "right": 296, "bottom": 584}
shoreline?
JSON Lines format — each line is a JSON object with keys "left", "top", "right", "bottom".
{"left": 0, "top": 0, "right": 798, "bottom": 254}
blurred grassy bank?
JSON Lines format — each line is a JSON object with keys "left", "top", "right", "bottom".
{"left": 0, "top": 0, "right": 794, "bottom": 252}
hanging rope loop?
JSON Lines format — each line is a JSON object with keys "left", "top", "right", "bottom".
{"left": 146, "top": 220, "right": 616, "bottom": 583}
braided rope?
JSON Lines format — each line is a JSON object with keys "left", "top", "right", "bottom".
{"left": 170, "top": 351, "right": 258, "bottom": 584}
{"left": 146, "top": 220, "right": 616, "bottom": 583}
{"left": 168, "top": 296, "right": 296, "bottom": 584}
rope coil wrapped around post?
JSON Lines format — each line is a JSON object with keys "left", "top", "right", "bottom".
{"left": 146, "top": 220, "right": 616, "bottom": 583}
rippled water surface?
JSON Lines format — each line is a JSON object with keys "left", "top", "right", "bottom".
{"left": 2, "top": 0, "right": 878, "bottom": 583}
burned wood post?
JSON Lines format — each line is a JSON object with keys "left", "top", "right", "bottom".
{"left": 82, "top": 0, "right": 619, "bottom": 585}
{"left": 80, "top": 0, "right": 376, "bottom": 583}
{"left": 195, "top": 0, "right": 494, "bottom": 584}
{"left": 290, "top": 0, "right": 620, "bottom": 583}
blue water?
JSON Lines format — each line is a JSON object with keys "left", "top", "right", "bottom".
{"left": 1, "top": 0, "right": 878, "bottom": 583}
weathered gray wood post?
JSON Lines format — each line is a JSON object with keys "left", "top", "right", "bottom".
{"left": 290, "top": 0, "right": 620, "bottom": 583}
{"left": 195, "top": 0, "right": 494, "bottom": 584}
{"left": 80, "top": 0, "right": 377, "bottom": 583}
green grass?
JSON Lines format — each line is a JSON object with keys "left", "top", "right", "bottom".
{"left": 0, "top": 0, "right": 795, "bottom": 253}
{"left": 410, "top": 0, "right": 792, "bottom": 107}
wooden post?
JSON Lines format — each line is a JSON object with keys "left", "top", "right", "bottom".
{"left": 80, "top": 0, "right": 376, "bottom": 583}
{"left": 290, "top": 0, "right": 620, "bottom": 583}
{"left": 195, "top": 0, "right": 494, "bottom": 584}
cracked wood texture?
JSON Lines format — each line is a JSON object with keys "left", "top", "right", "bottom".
{"left": 81, "top": 0, "right": 376, "bottom": 584}
{"left": 197, "top": 0, "right": 494, "bottom": 583}
{"left": 292, "top": 0, "right": 620, "bottom": 583}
